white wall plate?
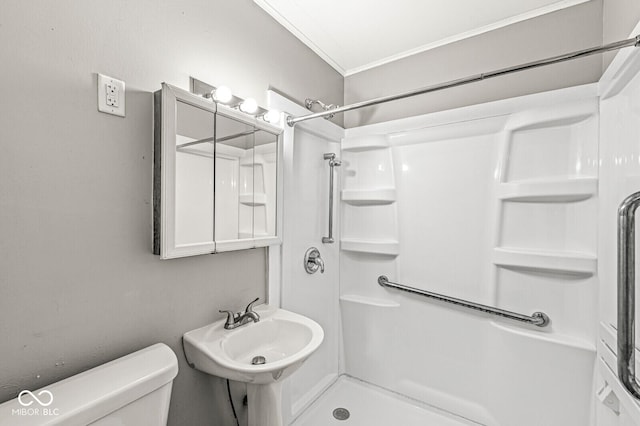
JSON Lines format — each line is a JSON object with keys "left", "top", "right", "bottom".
{"left": 97, "top": 73, "right": 125, "bottom": 117}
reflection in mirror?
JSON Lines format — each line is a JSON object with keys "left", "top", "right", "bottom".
{"left": 174, "top": 100, "right": 215, "bottom": 247}
{"left": 254, "top": 129, "right": 278, "bottom": 240}
{"left": 214, "top": 110, "right": 280, "bottom": 250}
{"left": 215, "top": 114, "right": 255, "bottom": 242}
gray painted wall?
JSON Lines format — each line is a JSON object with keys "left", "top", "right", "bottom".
{"left": 0, "top": 1, "right": 341, "bottom": 425}
{"left": 343, "top": 0, "right": 604, "bottom": 128}
{"left": 603, "top": 0, "right": 640, "bottom": 69}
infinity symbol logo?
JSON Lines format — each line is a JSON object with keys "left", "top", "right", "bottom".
{"left": 18, "top": 390, "right": 54, "bottom": 407}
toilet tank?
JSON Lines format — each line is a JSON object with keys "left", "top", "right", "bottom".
{"left": 0, "top": 343, "right": 178, "bottom": 425}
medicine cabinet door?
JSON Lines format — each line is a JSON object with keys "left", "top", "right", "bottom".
{"left": 154, "top": 83, "right": 216, "bottom": 259}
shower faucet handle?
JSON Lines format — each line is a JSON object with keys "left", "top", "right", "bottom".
{"left": 304, "top": 247, "right": 325, "bottom": 274}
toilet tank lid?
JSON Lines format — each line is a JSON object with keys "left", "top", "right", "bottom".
{"left": 0, "top": 343, "right": 178, "bottom": 425}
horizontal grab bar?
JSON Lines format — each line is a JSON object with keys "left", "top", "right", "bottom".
{"left": 377, "top": 276, "right": 550, "bottom": 327}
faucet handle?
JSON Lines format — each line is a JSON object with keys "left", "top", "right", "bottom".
{"left": 244, "top": 297, "right": 260, "bottom": 314}
{"left": 219, "top": 310, "right": 238, "bottom": 328}
{"left": 304, "top": 247, "right": 325, "bottom": 274}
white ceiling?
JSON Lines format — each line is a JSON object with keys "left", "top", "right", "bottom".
{"left": 254, "top": 0, "right": 590, "bottom": 76}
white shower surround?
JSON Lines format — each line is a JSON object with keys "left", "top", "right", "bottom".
{"left": 339, "top": 90, "right": 598, "bottom": 426}
{"left": 270, "top": 24, "right": 640, "bottom": 425}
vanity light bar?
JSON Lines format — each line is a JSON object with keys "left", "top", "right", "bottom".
{"left": 189, "top": 77, "right": 280, "bottom": 125}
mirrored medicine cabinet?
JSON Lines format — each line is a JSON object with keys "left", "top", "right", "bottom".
{"left": 153, "top": 83, "right": 283, "bottom": 259}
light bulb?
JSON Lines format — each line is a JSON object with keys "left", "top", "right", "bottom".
{"left": 239, "top": 98, "right": 258, "bottom": 114}
{"left": 263, "top": 109, "right": 281, "bottom": 124}
{"left": 213, "top": 86, "right": 233, "bottom": 103}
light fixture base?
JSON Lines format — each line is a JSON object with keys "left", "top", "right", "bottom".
{"left": 190, "top": 77, "right": 270, "bottom": 117}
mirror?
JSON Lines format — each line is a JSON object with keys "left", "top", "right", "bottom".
{"left": 153, "top": 83, "right": 282, "bottom": 259}
{"left": 175, "top": 100, "right": 215, "bottom": 247}
{"left": 214, "top": 107, "right": 280, "bottom": 252}
{"left": 253, "top": 128, "right": 278, "bottom": 240}
{"left": 215, "top": 111, "right": 256, "bottom": 250}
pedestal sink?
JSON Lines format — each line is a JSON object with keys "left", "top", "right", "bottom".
{"left": 183, "top": 305, "right": 324, "bottom": 426}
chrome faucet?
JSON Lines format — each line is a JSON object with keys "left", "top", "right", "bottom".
{"left": 219, "top": 297, "right": 261, "bottom": 330}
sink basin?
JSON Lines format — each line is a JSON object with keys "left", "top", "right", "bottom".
{"left": 184, "top": 305, "right": 324, "bottom": 426}
{"left": 183, "top": 305, "right": 324, "bottom": 385}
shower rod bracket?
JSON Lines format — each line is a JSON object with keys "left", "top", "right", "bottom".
{"left": 304, "top": 98, "right": 339, "bottom": 120}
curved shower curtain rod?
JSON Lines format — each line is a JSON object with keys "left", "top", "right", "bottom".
{"left": 286, "top": 35, "right": 640, "bottom": 127}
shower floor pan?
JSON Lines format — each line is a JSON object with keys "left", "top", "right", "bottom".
{"left": 291, "top": 375, "right": 479, "bottom": 426}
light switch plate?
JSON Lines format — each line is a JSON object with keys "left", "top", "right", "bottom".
{"left": 97, "top": 73, "right": 125, "bottom": 117}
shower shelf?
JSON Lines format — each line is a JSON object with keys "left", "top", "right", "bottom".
{"left": 493, "top": 248, "right": 596, "bottom": 275}
{"left": 341, "top": 239, "right": 399, "bottom": 256}
{"left": 497, "top": 177, "right": 597, "bottom": 202}
{"left": 342, "top": 135, "right": 389, "bottom": 152}
{"left": 342, "top": 188, "right": 396, "bottom": 205}
{"left": 239, "top": 193, "right": 267, "bottom": 206}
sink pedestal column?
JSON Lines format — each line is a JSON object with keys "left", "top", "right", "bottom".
{"left": 247, "top": 382, "right": 283, "bottom": 426}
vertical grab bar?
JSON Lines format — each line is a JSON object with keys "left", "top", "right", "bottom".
{"left": 618, "top": 191, "right": 640, "bottom": 399}
{"left": 322, "top": 153, "right": 341, "bottom": 244}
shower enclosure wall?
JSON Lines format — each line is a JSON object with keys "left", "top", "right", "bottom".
{"left": 270, "top": 23, "right": 640, "bottom": 426}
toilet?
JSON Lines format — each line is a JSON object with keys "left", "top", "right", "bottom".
{"left": 0, "top": 343, "right": 178, "bottom": 425}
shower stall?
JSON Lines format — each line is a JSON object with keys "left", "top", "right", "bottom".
{"left": 268, "top": 25, "right": 640, "bottom": 426}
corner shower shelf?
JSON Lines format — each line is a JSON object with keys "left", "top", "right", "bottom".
{"left": 239, "top": 193, "right": 267, "bottom": 206}
{"left": 342, "top": 188, "right": 396, "bottom": 205}
{"left": 342, "top": 135, "right": 389, "bottom": 152}
{"left": 497, "top": 178, "right": 597, "bottom": 202}
{"left": 341, "top": 239, "right": 400, "bottom": 256}
{"left": 493, "top": 248, "right": 596, "bottom": 276}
